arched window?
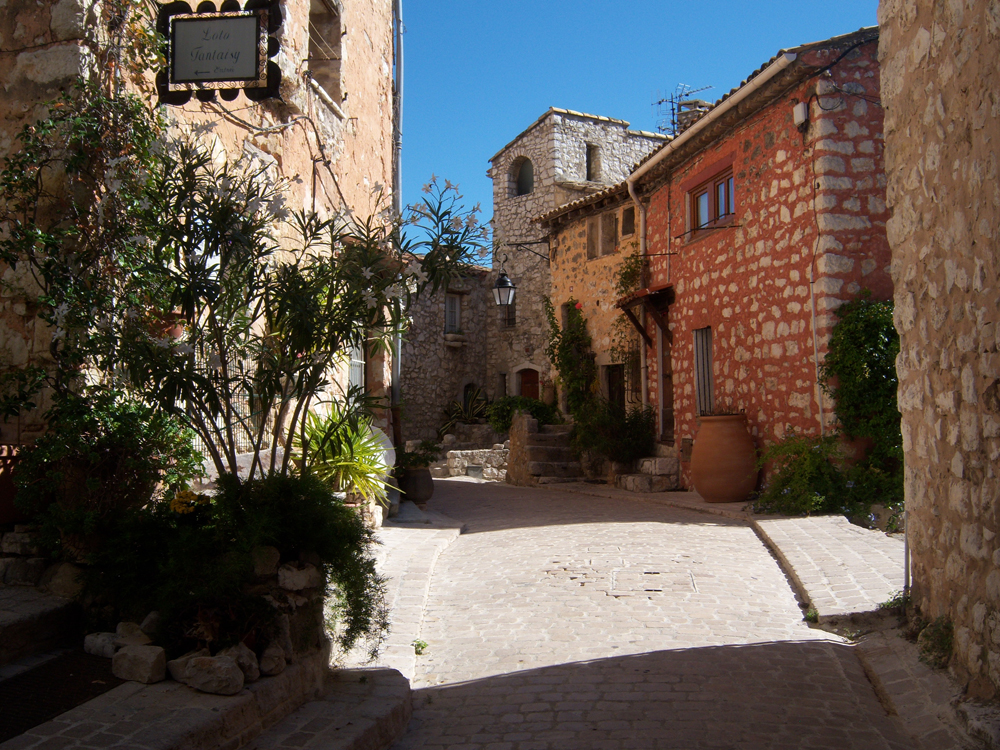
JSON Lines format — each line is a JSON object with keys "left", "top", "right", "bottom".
{"left": 513, "top": 158, "right": 534, "bottom": 196}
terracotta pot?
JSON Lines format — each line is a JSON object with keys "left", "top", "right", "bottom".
{"left": 398, "top": 467, "right": 434, "bottom": 507}
{"left": 690, "top": 414, "right": 758, "bottom": 504}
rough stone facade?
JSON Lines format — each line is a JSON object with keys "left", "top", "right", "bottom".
{"left": 0, "top": 0, "right": 396, "bottom": 440}
{"left": 485, "top": 109, "right": 664, "bottom": 404}
{"left": 879, "top": 0, "right": 1000, "bottom": 698}
{"left": 646, "top": 33, "right": 890, "bottom": 487}
{"left": 538, "top": 29, "right": 891, "bottom": 489}
{"left": 400, "top": 268, "right": 492, "bottom": 441}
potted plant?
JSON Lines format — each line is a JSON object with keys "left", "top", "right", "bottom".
{"left": 395, "top": 440, "right": 440, "bottom": 508}
{"left": 690, "top": 408, "right": 758, "bottom": 504}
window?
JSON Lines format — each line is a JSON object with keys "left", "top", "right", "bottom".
{"left": 445, "top": 294, "right": 461, "bottom": 333}
{"left": 308, "top": 0, "right": 342, "bottom": 104}
{"left": 621, "top": 206, "right": 636, "bottom": 237}
{"left": 691, "top": 170, "right": 735, "bottom": 234}
{"left": 606, "top": 364, "right": 625, "bottom": 409}
{"left": 693, "top": 327, "right": 714, "bottom": 416}
{"left": 348, "top": 342, "right": 365, "bottom": 392}
{"left": 585, "top": 144, "right": 601, "bottom": 181}
{"left": 587, "top": 213, "right": 618, "bottom": 259}
{"left": 514, "top": 158, "right": 534, "bottom": 196}
{"left": 502, "top": 298, "right": 516, "bottom": 327}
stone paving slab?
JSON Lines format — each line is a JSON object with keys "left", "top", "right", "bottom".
{"left": 0, "top": 586, "right": 78, "bottom": 666}
{"left": 548, "top": 481, "right": 906, "bottom": 622}
{"left": 753, "top": 514, "right": 905, "bottom": 621}
{"left": 249, "top": 668, "right": 411, "bottom": 750}
{"left": 857, "top": 629, "right": 979, "bottom": 750}
{"left": 386, "top": 480, "right": 915, "bottom": 749}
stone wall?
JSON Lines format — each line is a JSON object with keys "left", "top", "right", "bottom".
{"left": 485, "top": 109, "right": 663, "bottom": 405}
{"left": 400, "top": 269, "right": 491, "bottom": 441}
{"left": 641, "top": 37, "right": 890, "bottom": 486}
{"left": 879, "top": 0, "right": 1000, "bottom": 698}
{"left": 0, "top": 0, "right": 396, "bottom": 441}
{"left": 505, "top": 411, "right": 539, "bottom": 487}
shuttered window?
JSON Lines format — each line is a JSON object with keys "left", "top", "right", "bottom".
{"left": 693, "top": 327, "right": 714, "bottom": 416}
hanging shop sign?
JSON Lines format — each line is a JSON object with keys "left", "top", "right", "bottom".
{"left": 156, "top": 0, "right": 282, "bottom": 106}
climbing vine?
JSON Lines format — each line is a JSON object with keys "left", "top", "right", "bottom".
{"left": 544, "top": 297, "right": 597, "bottom": 414}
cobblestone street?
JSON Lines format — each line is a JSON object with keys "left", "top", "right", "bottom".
{"left": 381, "top": 480, "right": 913, "bottom": 749}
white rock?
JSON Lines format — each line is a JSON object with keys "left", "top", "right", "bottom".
{"left": 258, "top": 643, "right": 286, "bottom": 676}
{"left": 182, "top": 656, "right": 244, "bottom": 695}
{"left": 40, "top": 562, "right": 84, "bottom": 599}
{"left": 218, "top": 643, "right": 260, "bottom": 682}
{"left": 278, "top": 562, "right": 323, "bottom": 591}
{"left": 84, "top": 632, "right": 117, "bottom": 659}
{"left": 167, "top": 648, "right": 210, "bottom": 682}
{"left": 140, "top": 611, "right": 162, "bottom": 637}
{"left": 112, "top": 645, "right": 166, "bottom": 683}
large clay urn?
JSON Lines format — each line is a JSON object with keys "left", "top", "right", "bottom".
{"left": 690, "top": 414, "right": 758, "bottom": 504}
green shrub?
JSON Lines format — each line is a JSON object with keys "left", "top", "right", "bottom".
{"left": 486, "top": 396, "right": 560, "bottom": 433}
{"left": 573, "top": 400, "right": 656, "bottom": 465}
{"left": 439, "top": 387, "right": 489, "bottom": 437}
{"left": 544, "top": 298, "right": 597, "bottom": 414}
{"left": 752, "top": 434, "right": 848, "bottom": 516}
{"left": 293, "top": 405, "right": 392, "bottom": 506}
{"left": 84, "top": 472, "right": 386, "bottom": 657}
{"left": 14, "top": 391, "right": 204, "bottom": 555}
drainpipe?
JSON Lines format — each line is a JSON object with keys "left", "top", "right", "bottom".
{"left": 624, "top": 51, "right": 797, "bottom": 435}
{"left": 390, "top": 0, "right": 404, "bottom": 448}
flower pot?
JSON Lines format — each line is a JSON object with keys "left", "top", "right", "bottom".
{"left": 690, "top": 414, "right": 758, "bottom": 504}
{"left": 398, "top": 467, "right": 434, "bottom": 507}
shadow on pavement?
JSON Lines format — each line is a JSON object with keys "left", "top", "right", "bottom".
{"left": 396, "top": 640, "right": 912, "bottom": 750}
{"left": 424, "top": 479, "right": 745, "bottom": 536}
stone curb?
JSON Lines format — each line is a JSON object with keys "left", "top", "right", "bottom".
{"left": 0, "top": 650, "right": 330, "bottom": 750}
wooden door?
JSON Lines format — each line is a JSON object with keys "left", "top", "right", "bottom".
{"left": 519, "top": 369, "right": 539, "bottom": 400}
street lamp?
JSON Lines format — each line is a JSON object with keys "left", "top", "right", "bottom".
{"left": 492, "top": 256, "right": 516, "bottom": 306}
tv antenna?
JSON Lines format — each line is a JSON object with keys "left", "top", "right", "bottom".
{"left": 653, "top": 84, "right": 714, "bottom": 136}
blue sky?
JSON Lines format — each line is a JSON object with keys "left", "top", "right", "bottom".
{"left": 400, "top": 0, "right": 879, "bottom": 225}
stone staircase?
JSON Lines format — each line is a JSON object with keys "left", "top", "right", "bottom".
{"left": 525, "top": 424, "right": 583, "bottom": 485}
{"left": 614, "top": 454, "right": 680, "bottom": 493}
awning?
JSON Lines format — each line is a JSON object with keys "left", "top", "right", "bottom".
{"left": 615, "top": 283, "right": 674, "bottom": 347}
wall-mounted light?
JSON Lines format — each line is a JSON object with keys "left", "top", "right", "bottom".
{"left": 492, "top": 268, "right": 516, "bottom": 306}
{"left": 793, "top": 101, "right": 809, "bottom": 132}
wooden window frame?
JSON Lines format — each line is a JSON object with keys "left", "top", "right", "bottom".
{"left": 688, "top": 169, "right": 735, "bottom": 239}
{"left": 444, "top": 293, "right": 461, "bottom": 333}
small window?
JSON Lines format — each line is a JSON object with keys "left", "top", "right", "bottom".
{"left": 690, "top": 170, "right": 735, "bottom": 236}
{"left": 586, "top": 217, "right": 599, "bottom": 259}
{"left": 693, "top": 327, "right": 714, "bottom": 416}
{"left": 586, "top": 144, "right": 600, "bottom": 182}
{"left": 606, "top": 364, "right": 625, "bottom": 410}
{"left": 600, "top": 213, "right": 617, "bottom": 256}
{"left": 498, "top": 373, "right": 507, "bottom": 397}
{"left": 445, "top": 294, "right": 461, "bottom": 333}
{"left": 621, "top": 206, "right": 636, "bottom": 237}
{"left": 308, "top": 0, "right": 342, "bottom": 104}
{"left": 515, "top": 159, "right": 534, "bottom": 196}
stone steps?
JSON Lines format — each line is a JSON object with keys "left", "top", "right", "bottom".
{"left": 540, "top": 424, "right": 573, "bottom": 435}
{"left": 0, "top": 586, "right": 79, "bottom": 668}
{"left": 525, "top": 445, "right": 576, "bottom": 463}
{"left": 526, "top": 432, "right": 572, "bottom": 447}
{"left": 527, "top": 461, "right": 583, "bottom": 479}
{"left": 615, "top": 474, "right": 675, "bottom": 493}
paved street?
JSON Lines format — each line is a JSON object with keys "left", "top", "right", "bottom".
{"left": 374, "top": 480, "right": 913, "bottom": 750}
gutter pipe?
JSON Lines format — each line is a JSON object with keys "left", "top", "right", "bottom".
{"left": 624, "top": 51, "right": 797, "bottom": 426}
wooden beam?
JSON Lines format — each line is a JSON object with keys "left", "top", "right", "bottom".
{"left": 621, "top": 307, "right": 653, "bottom": 347}
{"left": 643, "top": 301, "right": 671, "bottom": 342}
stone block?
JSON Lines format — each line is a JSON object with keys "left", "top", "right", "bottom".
{"left": 182, "top": 656, "right": 245, "bottom": 695}
{"left": 4, "top": 557, "right": 47, "bottom": 585}
{"left": 39, "top": 562, "right": 84, "bottom": 599}
{"left": 112, "top": 645, "right": 166, "bottom": 684}
{"left": 167, "top": 647, "right": 210, "bottom": 682}
{"left": 2, "top": 531, "right": 39, "bottom": 556}
{"left": 219, "top": 642, "right": 261, "bottom": 683}
{"left": 259, "top": 643, "right": 287, "bottom": 676}
{"left": 278, "top": 563, "right": 323, "bottom": 591}
{"left": 84, "top": 632, "right": 118, "bottom": 659}
{"left": 114, "top": 621, "right": 151, "bottom": 649}
{"left": 253, "top": 546, "right": 281, "bottom": 577}
{"left": 140, "top": 611, "right": 162, "bottom": 637}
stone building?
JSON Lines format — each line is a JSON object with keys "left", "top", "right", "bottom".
{"left": 539, "top": 28, "right": 891, "bottom": 489}
{"left": 0, "top": 0, "right": 397, "bottom": 441}
{"left": 879, "top": 0, "right": 1000, "bottom": 698}
{"left": 485, "top": 108, "right": 665, "bottom": 403}
{"left": 399, "top": 266, "right": 493, "bottom": 441}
